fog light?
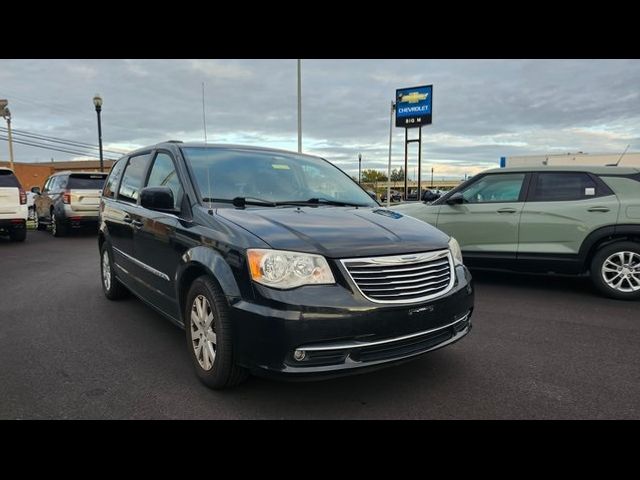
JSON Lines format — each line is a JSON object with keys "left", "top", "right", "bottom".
{"left": 293, "top": 349, "right": 306, "bottom": 361}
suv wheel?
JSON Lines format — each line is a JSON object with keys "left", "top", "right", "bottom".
{"left": 185, "top": 276, "right": 248, "bottom": 389}
{"left": 9, "top": 228, "right": 26, "bottom": 242}
{"left": 51, "top": 211, "right": 67, "bottom": 237}
{"left": 35, "top": 213, "right": 45, "bottom": 231}
{"left": 100, "top": 243, "right": 128, "bottom": 300}
{"left": 590, "top": 241, "right": 640, "bottom": 300}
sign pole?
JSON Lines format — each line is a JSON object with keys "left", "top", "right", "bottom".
{"left": 387, "top": 101, "right": 394, "bottom": 208}
{"left": 404, "top": 128, "right": 408, "bottom": 201}
{"left": 417, "top": 126, "right": 422, "bottom": 202}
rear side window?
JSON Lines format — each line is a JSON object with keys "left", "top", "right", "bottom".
{"left": 531, "top": 173, "right": 608, "bottom": 201}
{"left": 68, "top": 174, "right": 106, "bottom": 190}
{"left": 0, "top": 170, "right": 20, "bottom": 188}
{"left": 118, "top": 153, "right": 151, "bottom": 203}
{"left": 103, "top": 159, "right": 127, "bottom": 198}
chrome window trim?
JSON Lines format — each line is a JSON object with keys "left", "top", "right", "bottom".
{"left": 340, "top": 249, "right": 455, "bottom": 304}
{"left": 112, "top": 246, "right": 170, "bottom": 281}
{"left": 298, "top": 312, "right": 470, "bottom": 352}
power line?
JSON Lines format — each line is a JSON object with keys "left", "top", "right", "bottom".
{"left": 0, "top": 135, "right": 120, "bottom": 160}
{"left": 0, "top": 126, "right": 127, "bottom": 156}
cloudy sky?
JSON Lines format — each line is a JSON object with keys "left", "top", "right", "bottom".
{"left": 1, "top": 59, "right": 639, "bottom": 179}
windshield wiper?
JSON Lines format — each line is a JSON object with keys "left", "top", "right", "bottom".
{"left": 278, "top": 197, "right": 368, "bottom": 207}
{"left": 201, "top": 196, "right": 278, "bottom": 207}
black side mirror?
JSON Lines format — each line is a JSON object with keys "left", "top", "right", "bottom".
{"left": 31, "top": 186, "right": 41, "bottom": 195}
{"left": 446, "top": 192, "right": 464, "bottom": 205}
{"left": 140, "top": 187, "right": 177, "bottom": 213}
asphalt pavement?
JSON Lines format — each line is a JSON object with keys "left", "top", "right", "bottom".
{"left": 1, "top": 230, "right": 639, "bottom": 419}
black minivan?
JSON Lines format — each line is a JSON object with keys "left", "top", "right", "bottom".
{"left": 99, "top": 142, "right": 474, "bottom": 389}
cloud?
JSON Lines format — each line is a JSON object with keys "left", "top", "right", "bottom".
{"left": 0, "top": 59, "right": 638, "bottom": 179}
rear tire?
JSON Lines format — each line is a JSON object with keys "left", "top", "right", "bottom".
{"left": 35, "top": 213, "right": 46, "bottom": 231}
{"left": 185, "top": 275, "right": 248, "bottom": 389}
{"left": 9, "top": 228, "right": 26, "bottom": 242}
{"left": 590, "top": 241, "right": 640, "bottom": 300}
{"left": 100, "top": 243, "right": 129, "bottom": 300}
{"left": 51, "top": 211, "right": 67, "bottom": 237}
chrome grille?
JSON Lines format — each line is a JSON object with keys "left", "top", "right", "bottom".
{"left": 340, "top": 250, "right": 454, "bottom": 304}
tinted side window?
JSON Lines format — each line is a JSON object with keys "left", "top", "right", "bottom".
{"left": 531, "top": 173, "right": 601, "bottom": 201}
{"left": 145, "top": 152, "right": 183, "bottom": 209}
{"left": 103, "top": 159, "right": 127, "bottom": 198}
{"left": 0, "top": 170, "right": 20, "bottom": 187}
{"left": 118, "top": 154, "right": 151, "bottom": 203}
{"left": 460, "top": 174, "right": 526, "bottom": 204}
{"left": 68, "top": 174, "right": 106, "bottom": 189}
{"left": 49, "top": 177, "right": 61, "bottom": 191}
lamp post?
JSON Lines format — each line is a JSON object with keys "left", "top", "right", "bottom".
{"left": 93, "top": 94, "right": 104, "bottom": 172}
{"left": 0, "top": 100, "right": 15, "bottom": 170}
{"left": 358, "top": 153, "right": 362, "bottom": 185}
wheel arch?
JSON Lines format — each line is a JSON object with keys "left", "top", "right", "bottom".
{"left": 175, "top": 246, "right": 242, "bottom": 323}
{"left": 579, "top": 225, "right": 640, "bottom": 271}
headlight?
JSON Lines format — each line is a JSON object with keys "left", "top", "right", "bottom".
{"left": 247, "top": 249, "right": 335, "bottom": 289}
{"left": 448, "top": 237, "right": 463, "bottom": 266}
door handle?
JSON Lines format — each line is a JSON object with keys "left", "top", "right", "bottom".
{"left": 497, "top": 208, "right": 517, "bottom": 214}
{"left": 123, "top": 215, "right": 133, "bottom": 224}
{"left": 132, "top": 220, "right": 143, "bottom": 228}
{"left": 588, "top": 207, "right": 610, "bottom": 213}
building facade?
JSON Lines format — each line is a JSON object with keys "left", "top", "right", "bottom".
{"left": 0, "top": 160, "right": 115, "bottom": 190}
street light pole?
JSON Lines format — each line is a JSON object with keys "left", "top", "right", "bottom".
{"left": 93, "top": 94, "right": 104, "bottom": 172}
{"left": 297, "top": 59, "right": 302, "bottom": 153}
{"left": 358, "top": 153, "right": 362, "bottom": 184}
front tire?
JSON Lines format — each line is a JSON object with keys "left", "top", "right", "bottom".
{"left": 185, "top": 276, "right": 248, "bottom": 389}
{"left": 590, "top": 241, "right": 640, "bottom": 300}
{"left": 100, "top": 243, "right": 128, "bottom": 300}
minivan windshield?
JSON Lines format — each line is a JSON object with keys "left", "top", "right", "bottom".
{"left": 181, "top": 147, "right": 377, "bottom": 207}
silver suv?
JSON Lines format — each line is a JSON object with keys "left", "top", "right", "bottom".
{"left": 34, "top": 171, "right": 107, "bottom": 236}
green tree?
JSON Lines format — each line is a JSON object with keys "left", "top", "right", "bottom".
{"left": 390, "top": 167, "right": 404, "bottom": 187}
{"left": 362, "top": 169, "right": 388, "bottom": 183}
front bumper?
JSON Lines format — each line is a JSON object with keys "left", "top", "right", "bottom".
{"left": 230, "top": 264, "right": 474, "bottom": 379}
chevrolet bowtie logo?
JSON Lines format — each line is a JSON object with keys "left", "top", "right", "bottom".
{"left": 398, "top": 91, "right": 428, "bottom": 103}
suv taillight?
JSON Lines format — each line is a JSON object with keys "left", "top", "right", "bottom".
{"left": 19, "top": 188, "right": 27, "bottom": 205}
{"left": 63, "top": 190, "right": 71, "bottom": 204}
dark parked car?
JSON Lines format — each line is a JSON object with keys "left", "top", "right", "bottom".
{"left": 99, "top": 143, "right": 474, "bottom": 389}
{"left": 34, "top": 171, "right": 108, "bottom": 236}
{"left": 381, "top": 190, "right": 402, "bottom": 202}
{"left": 421, "top": 189, "right": 441, "bottom": 202}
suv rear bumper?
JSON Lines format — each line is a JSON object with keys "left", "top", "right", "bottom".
{"left": 0, "top": 218, "right": 26, "bottom": 230}
{"left": 230, "top": 265, "right": 474, "bottom": 379}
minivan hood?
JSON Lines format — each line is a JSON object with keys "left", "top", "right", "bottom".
{"left": 216, "top": 206, "right": 449, "bottom": 258}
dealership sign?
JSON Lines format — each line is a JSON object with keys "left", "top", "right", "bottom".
{"left": 395, "top": 85, "right": 432, "bottom": 128}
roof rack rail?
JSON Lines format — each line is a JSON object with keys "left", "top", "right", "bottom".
{"left": 165, "top": 140, "right": 183, "bottom": 143}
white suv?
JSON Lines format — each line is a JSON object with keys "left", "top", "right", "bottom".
{"left": 0, "top": 168, "right": 28, "bottom": 241}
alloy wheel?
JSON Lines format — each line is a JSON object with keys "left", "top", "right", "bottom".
{"left": 102, "top": 249, "right": 111, "bottom": 291}
{"left": 601, "top": 251, "right": 640, "bottom": 293}
{"left": 51, "top": 213, "right": 57, "bottom": 236}
{"left": 191, "top": 294, "right": 217, "bottom": 371}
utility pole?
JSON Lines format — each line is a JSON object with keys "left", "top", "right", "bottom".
{"left": 358, "top": 153, "right": 362, "bottom": 184}
{"left": 0, "top": 100, "right": 14, "bottom": 170}
{"left": 431, "top": 167, "right": 434, "bottom": 187}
